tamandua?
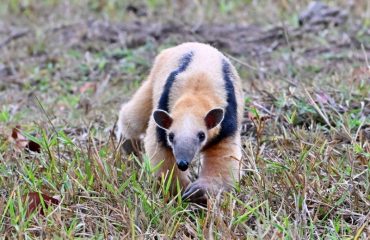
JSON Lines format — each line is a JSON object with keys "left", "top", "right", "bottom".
{"left": 117, "top": 42, "right": 244, "bottom": 203}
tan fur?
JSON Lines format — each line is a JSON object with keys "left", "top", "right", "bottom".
{"left": 118, "top": 42, "right": 244, "bottom": 199}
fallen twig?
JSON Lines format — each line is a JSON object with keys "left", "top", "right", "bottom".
{"left": 0, "top": 30, "right": 30, "bottom": 49}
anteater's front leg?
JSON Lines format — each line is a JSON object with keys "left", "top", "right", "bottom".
{"left": 182, "top": 136, "right": 242, "bottom": 204}
{"left": 117, "top": 79, "right": 153, "bottom": 154}
{"left": 117, "top": 79, "right": 153, "bottom": 139}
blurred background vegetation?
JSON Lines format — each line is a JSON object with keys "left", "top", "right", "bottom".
{"left": 0, "top": 0, "right": 369, "bottom": 239}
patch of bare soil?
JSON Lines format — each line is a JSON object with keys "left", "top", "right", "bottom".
{"left": 1, "top": 2, "right": 369, "bottom": 141}
{"left": 1, "top": 2, "right": 368, "bottom": 59}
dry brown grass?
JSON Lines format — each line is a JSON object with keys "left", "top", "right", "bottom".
{"left": 0, "top": 0, "right": 369, "bottom": 239}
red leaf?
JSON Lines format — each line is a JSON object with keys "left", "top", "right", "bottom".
{"left": 11, "top": 126, "right": 19, "bottom": 139}
{"left": 23, "top": 192, "right": 59, "bottom": 216}
{"left": 11, "top": 126, "right": 28, "bottom": 149}
{"left": 10, "top": 126, "right": 41, "bottom": 153}
{"left": 26, "top": 140, "right": 41, "bottom": 153}
{"left": 79, "top": 82, "right": 97, "bottom": 94}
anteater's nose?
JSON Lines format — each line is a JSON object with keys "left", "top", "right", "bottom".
{"left": 177, "top": 160, "right": 189, "bottom": 171}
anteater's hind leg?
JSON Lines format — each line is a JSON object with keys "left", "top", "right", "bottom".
{"left": 117, "top": 79, "right": 153, "bottom": 154}
{"left": 182, "top": 136, "right": 242, "bottom": 204}
{"left": 144, "top": 122, "right": 191, "bottom": 194}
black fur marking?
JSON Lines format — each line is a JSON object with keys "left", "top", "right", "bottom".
{"left": 156, "top": 52, "right": 194, "bottom": 147}
{"left": 203, "top": 59, "right": 238, "bottom": 150}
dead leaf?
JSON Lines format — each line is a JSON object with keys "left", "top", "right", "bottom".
{"left": 11, "top": 125, "right": 28, "bottom": 149}
{"left": 79, "top": 82, "right": 97, "bottom": 94}
{"left": 26, "top": 140, "right": 41, "bottom": 153}
{"left": 23, "top": 192, "right": 60, "bottom": 216}
{"left": 11, "top": 126, "right": 41, "bottom": 153}
{"left": 352, "top": 66, "right": 370, "bottom": 83}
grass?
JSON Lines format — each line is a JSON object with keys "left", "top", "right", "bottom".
{"left": 1, "top": 0, "right": 369, "bottom": 239}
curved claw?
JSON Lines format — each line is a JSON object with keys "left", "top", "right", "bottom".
{"left": 182, "top": 181, "right": 208, "bottom": 206}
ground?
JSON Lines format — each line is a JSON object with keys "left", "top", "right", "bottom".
{"left": 0, "top": 0, "right": 369, "bottom": 239}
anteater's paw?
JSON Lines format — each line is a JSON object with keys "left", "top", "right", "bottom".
{"left": 182, "top": 180, "right": 208, "bottom": 206}
{"left": 120, "top": 139, "right": 142, "bottom": 156}
{"left": 182, "top": 179, "right": 218, "bottom": 206}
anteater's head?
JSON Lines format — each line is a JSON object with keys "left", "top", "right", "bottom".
{"left": 153, "top": 107, "right": 224, "bottom": 171}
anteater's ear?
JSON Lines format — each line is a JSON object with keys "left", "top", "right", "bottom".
{"left": 153, "top": 110, "right": 173, "bottom": 130}
{"left": 204, "top": 108, "right": 224, "bottom": 129}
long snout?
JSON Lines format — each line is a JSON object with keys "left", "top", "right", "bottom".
{"left": 173, "top": 140, "right": 198, "bottom": 171}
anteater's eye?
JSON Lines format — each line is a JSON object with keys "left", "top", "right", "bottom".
{"left": 198, "top": 131, "right": 205, "bottom": 142}
{"left": 168, "top": 132, "right": 175, "bottom": 143}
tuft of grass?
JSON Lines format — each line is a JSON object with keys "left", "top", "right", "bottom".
{"left": 0, "top": 0, "right": 369, "bottom": 238}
